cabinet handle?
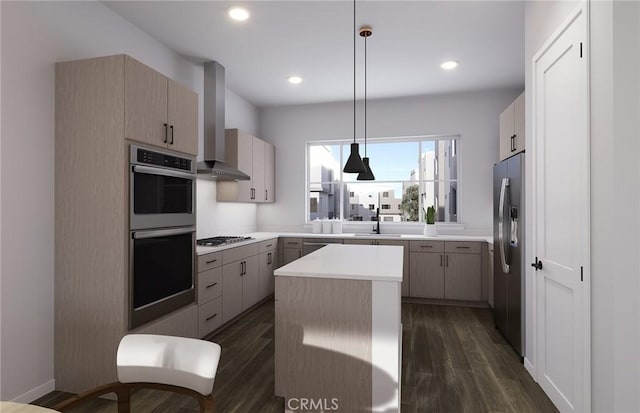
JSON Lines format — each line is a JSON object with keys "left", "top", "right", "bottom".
{"left": 206, "top": 314, "right": 217, "bottom": 321}
{"left": 298, "top": 250, "right": 302, "bottom": 258}
{"left": 420, "top": 245, "right": 433, "bottom": 248}
{"left": 440, "top": 255, "right": 443, "bottom": 267}
{"left": 205, "top": 259, "right": 218, "bottom": 264}
{"left": 240, "top": 261, "right": 244, "bottom": 276}
{"left": 265, "top": 189, "right": 268, "bottom": 201}
{"left": 456, "top": 246, "right": 470, "bottom": 249}
{"left": 205, "top": 282, "right": 218, "bottom": 289}
{"left": 287, "top": 242, "right": 298, "bottom": 245}
{"left": 267, "top": 252, "right": 272, "bottom": 265}
{"left": 163, "top": 123, "right": 168, "bottom": 143}
{"left": 446, "top": 255, "right": 449, "bottom": 267}
{"left": 511, "top": 134, "right": 516, "bottom": 152}
{"left": 170, "top": 125, "right": 175, "bottom": 145}
{"left": 266, "top": 243, "right": 273, "bottom": 248}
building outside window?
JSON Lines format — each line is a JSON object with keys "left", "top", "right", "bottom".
{"left": 307, "top": 136, "right": 459, "bottom": 223}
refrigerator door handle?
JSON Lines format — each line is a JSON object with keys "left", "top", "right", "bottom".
{"left": 499, "top": 177, "right": 511, "bottom": 273}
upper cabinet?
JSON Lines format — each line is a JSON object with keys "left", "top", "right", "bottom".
{"left": 499, "top": 91, "right": 525, "bottom": 161}
{"left": 124, "top": 56, "right": 198, "bottom": 156}
{"left": 217, "top": 129, "right": 276, "bottom": 203}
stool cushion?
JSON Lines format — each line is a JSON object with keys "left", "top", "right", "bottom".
{"left": 117, "top": 334, "right": 221, "bottom": 396}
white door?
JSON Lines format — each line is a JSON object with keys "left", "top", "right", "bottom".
{"left": 532, "top": 4, "right": 590, "bottom": 412}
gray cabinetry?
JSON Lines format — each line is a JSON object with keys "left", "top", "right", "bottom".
{"left": 259, "top": 239, "right": 278, "bottom": 299}
{"left": 221, "top": 243, "right": 260, "bottom": 324}
{"left": 280, "top": 238, "right": 302, "bottom": 266}
{"left": 409, "top": 240, "right": 483, "bottom": 302}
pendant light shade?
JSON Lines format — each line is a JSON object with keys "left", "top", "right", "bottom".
{"left": 343, "top": 0, "right": 366, "bottom": 174}
{"left": 357, "top": 157, "right": 375, "bottom": 180}
{"left": 357, "top": 26, "right": 375, "bottom": 181}
{"left": 344, "top": 143, "right": 366, "bottom": 173}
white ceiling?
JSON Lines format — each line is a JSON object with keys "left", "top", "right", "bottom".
{"left": 105, "top": 1, "right": 525, "bottom": 107}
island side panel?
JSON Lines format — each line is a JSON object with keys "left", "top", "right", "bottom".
{"left": 275, "top": 276, "right": 372, "bottom": 412}
{"left": 372, "top": 280, "right": 402, "bottom": 412}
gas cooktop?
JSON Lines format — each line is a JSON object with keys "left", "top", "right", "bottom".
{"left": 196, "top": 236, "right": 254, "bottom": 247}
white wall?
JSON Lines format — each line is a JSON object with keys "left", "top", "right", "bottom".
{"left": 257, "top": 89, "right": 521, "bottom": 233}
{"left": 0, "top": 1, "right": 257, "bottom": 401}
{"left": 526, "top": 1, "right": 640, "bottom": 411}
{"left": 523, "top": 0, "right": 579, "bottom": 381}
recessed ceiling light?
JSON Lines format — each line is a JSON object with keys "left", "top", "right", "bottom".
{"left": 441, "top": 60, "right": 459, "bottom": 70}
{"left": 288, "top": 76, "right": 303, "bottom": 85}
{"left": 228, "top": 7, "right": 250, "bottom": 22}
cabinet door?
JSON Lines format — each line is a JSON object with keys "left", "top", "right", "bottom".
{"left": 409, "top": 252, "right": 444, "bottom": 299}
{"left": 259, "top": 250, "right": 276, "bottom": 299}
{"left": 252, "top": 138, "right": 266, "bottom": 202}
{"left": 264, "top": 142, "right": 275, "bottom": 203}
{"left": 498, "top": 103, "right": 514, "bottom": 161}
{"left": 283, "top": 248, "right": 302, "bottom": 266}
{"left": 444, "top": 253, "right": 482, "bottom": 301}
{"left": 124, "top": 56, "right": 168, "bottom": 148}
{"left": 229, "top": 130, "right": 253, "bottom": 202}
{"left": 167, "top": 79, "right": 198, "bottom": 156}
{"left": 222, "top": 261, "right": 244, "bottom": 323}
{"left": 513, "top": 92, "right": 525, "bottom": 155}
{"left": 242, "top": 255, "right": 260, "bottom": 310}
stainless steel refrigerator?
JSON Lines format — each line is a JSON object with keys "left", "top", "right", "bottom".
{"left": 493, "top": 152, "right": 524, "bottom": 358}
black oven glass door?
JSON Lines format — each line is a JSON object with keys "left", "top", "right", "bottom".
{"left": 131, "top": 165, "right": 195, "bottom": 230}
{"left": 130, "top": 227, "right": 195, "bottom": 328}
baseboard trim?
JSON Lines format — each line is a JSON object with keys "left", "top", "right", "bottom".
{"left": 10, "top": 379, "right": 55, "bottom": 403}
{"left": 524, "top": 357, "right": 536, "bottom": 381}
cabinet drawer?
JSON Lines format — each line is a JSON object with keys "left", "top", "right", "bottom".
{"left": 259, "top": 238, "right": 278, "bottom": 253}
{"left": 410, "top": 240, "right": 444, "bottom": 253}
{"left": 197, "top": 252, "right": 222, "bottom": 273}
{"left": 222, "top": 243, "right": 260, "bottom": 264}
{"left": 282, "top": 238, "right": 302, "bottom": 248}
{"left": 445, "top": 241, "right": 481, "bottom": 254}
{"left": 198, "top": 297, "right": 222, "bottom": 338}
{"left": 198, "top": 267, "right": 222, "bottom": 304}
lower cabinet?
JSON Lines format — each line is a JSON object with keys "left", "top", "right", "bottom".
{"left": 222, "top": 254, "right": 259, "bottom": 324}
{"left": 280, "top": 237, "right": 302, "bottom": 266}
{"left": 409, "top": 240, "right": 483, "bottom": 301}
{"left": 259, "top": 242, "right": 278, "bottom": 299}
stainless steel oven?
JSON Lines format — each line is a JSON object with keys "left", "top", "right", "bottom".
{"left": 130, "top": 145, "right": 196, "bottom": 230}
{"left": 129, "top": 226, "right": 196, "bottom": 329}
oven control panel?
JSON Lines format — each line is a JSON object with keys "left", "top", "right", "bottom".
{"left": 135, "top": 147, "right": 193, "bottom": 172}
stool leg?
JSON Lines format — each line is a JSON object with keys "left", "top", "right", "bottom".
{"left": 115, "top": 384, "right": 131, "bottom": 413}
{"left": 200, "top": 395, "right": 215, "bottom": 413}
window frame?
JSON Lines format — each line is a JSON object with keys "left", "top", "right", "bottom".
{"left": 305, "top": 134, "right": 462, "bottom": 224}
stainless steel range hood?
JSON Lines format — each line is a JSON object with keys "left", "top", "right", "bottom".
{"left": 196, "top": 61, "right": 250, "bottom": 181}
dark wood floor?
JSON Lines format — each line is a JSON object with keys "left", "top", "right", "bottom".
{"left": 34, "top": 300, "right": 557, "bottom": 413}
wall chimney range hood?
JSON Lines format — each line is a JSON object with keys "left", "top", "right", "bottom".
{"left": 196, "top": 61, "right": 250, "bottom": 181}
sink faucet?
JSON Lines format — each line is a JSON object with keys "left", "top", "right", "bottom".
{"left": 374, "top": 207, "right": 380, "bottom": 234}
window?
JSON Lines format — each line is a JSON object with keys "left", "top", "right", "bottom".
{"left": 307, "top": 136, "right": 459, "bottom": 223}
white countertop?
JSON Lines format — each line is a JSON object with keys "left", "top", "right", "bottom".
{"left": 274, "top": 244, "right": 404, "bottom": 282}
{"left": 196, "top": 231, "right": 492, "bottom": 255}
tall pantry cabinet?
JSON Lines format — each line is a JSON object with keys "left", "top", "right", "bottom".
{"left": 55, "top": 55, "right": 198, "bottom": 394}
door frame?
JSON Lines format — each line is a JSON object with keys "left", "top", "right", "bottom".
{"left": 529, "top": 1, "right": 591, "bottom": 411}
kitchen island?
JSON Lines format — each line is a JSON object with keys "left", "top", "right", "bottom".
{"left": 274, "top": 244, "right": 403, "bottom": 413}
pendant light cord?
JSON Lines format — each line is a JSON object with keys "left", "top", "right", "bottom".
{"left": 364, "top": 33, "right": 367, "bottom": 157}
{"left": 353, "top": 0, "right": 356, "bottom": 145}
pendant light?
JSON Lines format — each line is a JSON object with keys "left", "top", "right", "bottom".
{"left": 357, "top": 26, "right": 375, "bottom": 181}
{"left": 343, "top": 0, "right": 366, "bottom": 174}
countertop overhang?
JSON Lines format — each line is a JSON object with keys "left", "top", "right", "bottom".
{"left": 273, "top": 243, "right": 404, "bottom": 282}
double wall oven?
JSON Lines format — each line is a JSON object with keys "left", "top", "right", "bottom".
{"left": 129, "top": 145, "right": 196, "bottom": 329}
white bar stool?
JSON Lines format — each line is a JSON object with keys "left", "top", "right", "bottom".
{"left": 54, "top": 334, "right": 222, "bottom": 413}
